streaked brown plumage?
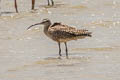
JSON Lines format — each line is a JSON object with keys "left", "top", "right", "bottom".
{"left": 27, "top": 19, "right": 92, "bottom": 59}
{"left": 48, "top": 24, "right": 91, "bottom": 42}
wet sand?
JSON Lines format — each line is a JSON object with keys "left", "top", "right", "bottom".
{"left": 0, "top": 0, "right": 120, "bottom": 80}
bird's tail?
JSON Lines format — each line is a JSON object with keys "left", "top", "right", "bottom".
{"left": 77, "top": 31, "right": 92, "bottom": 37}
{"left": 87, "top": 32, "right": 92, "bottom": 37}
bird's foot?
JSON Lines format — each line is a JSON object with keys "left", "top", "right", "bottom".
{"left": 66, "top": 56, "right": 69, "bottom": 59}
{"left": 48, "top": 3, "right": 50, "bottom": 6}
{"left": 57, "top": 56, "right": 62, "bottom": 59}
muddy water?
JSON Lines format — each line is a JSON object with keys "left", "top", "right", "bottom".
{"left": 0, "top": 0, "right": 120, "bottom": 80}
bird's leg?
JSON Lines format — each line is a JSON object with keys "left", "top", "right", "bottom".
{"left": 58, "top": 42, "right": 62, "bottom": 59}
{"left": 14, "top": 0, "right": 18, "bottom": 13}
{"left": 64, "top": 42, "right": 69, "bottom": 59}
{"left": 47, "top": 0, "right": 50, "bottom": 6}
{"left": 31, "top": 0, "right": 35, "bottom": 10}
{"left": 51, "top": 0, "right": 54, "bottom": 6}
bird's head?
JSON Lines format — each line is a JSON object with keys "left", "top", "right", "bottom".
{"left": 40, "top": 19, "right": 51, "bottom": 25}
{"left": 27, "top": 18, "right": 51, "bottom": 30}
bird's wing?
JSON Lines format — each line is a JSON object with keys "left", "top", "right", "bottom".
{"left": 48, "top": 24, "right": 92, "bottom": 38}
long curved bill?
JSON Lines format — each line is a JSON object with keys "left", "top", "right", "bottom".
{"left": 27, "top": 22, "right": 42, "bottom": 30}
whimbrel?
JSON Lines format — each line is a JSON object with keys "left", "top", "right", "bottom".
{"left": 27, "top": 19, "right": 92, "bottom": 59}
{"left": 14, "top": 0, "right": 54, "bottom": 13}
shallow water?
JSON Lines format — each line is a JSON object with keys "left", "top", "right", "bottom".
{"left": 0, "top": 0, "right": 120, "bottom": 80}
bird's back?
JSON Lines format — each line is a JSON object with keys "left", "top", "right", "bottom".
{"left": 51, "top": 22, "right": 61, "bottom": 27}
{"left": 48, "top": 24, "right": 92, "bottom": 42}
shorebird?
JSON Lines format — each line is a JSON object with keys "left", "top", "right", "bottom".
{"left": 14, "top": 0, "right": 54, "bottom": 13}
{"left": 27, "top": 19, "right": 92, "bottom": 59}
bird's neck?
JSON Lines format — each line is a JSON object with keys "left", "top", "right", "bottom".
{"left": 44, "top": 23, "right": 51, "bottom": 35}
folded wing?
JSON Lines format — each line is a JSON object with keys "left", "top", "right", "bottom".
{"left": 48, "top": 24, "right": 92, "bottom": 41}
